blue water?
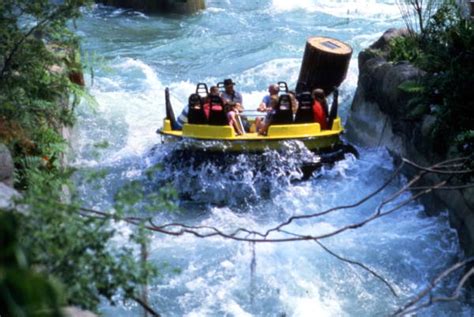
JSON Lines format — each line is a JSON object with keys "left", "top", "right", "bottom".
{"left": 73, "top": 1, "right": 473, "bottom": 316}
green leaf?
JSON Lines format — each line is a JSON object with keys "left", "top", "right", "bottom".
{"left": 398, "top": 80, "right": 425, "bottom": 93}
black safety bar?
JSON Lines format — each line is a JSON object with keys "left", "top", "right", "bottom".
{"left": 217, "top": 82, "right": 225, "bottom": 93}
{"left": 195, "top": 83, "right": 209, "bottom": 97}
{"left": 278, "top": 81, "right": 289, "bottom": 93}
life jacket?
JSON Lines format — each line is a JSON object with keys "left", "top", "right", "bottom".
{"left": 208, "top": 95, "right": 228, "bottom": 125}
{"left": 312, "top": 100, "right": 328, "bottom": 130}
{"left": 202, "top": 102, "right": 210, "bottom": 119}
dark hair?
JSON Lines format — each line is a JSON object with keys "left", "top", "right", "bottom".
{"left": 223, "top": 79, "right": 235, "bottom": 86}
{"left": 312, "top": 88, "right": 325, "bottom": 100}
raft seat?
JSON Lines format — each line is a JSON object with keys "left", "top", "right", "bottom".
{"left": 188, "top": 93, "right": 208, "bottom": 124}
{"left": 294, "top": 92, "right": 314, "bottom": 123}
{"left": 272, "top": 94, "right": 293, "bottom": 124}
{"left": 208, "top": 95, "right": 228, "bottom": 125}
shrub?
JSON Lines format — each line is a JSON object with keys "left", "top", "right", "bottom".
{"left": 390, "top": 1, "right": 474, "bottom": 155}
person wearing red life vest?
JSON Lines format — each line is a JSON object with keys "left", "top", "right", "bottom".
{"left": 312, "top": 88, "right": 328, "bottom": 130}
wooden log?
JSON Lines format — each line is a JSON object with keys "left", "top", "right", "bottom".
{"left": 296, "top": 36, "right": 352, "bottom": 96}
{"left": 97, "top": 0, "right": 205, "bottom": 14}
{"left": 170, "top": 0, "right": 205, "bottom": 14}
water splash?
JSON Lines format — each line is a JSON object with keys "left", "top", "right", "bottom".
{"left": 147, "top": 140, "right": 322, "bottom": 207}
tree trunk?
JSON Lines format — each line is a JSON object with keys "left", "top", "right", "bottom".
{"left": 296, "top": 36, "right": 352, "bottom": 96}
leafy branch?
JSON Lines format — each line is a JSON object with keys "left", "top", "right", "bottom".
{"left": 0, "top": 0, "right": 91, "bottom": 79}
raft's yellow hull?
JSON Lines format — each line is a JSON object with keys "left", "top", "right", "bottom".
{"left": 158, "top": 118, "right": 344, "bottom": 152}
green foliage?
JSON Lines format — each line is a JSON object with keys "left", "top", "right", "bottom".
{"left": 389, "top": 1, "right": 474, "bottom": 155}
{"left": 0, "top": 211, "right": 64, "bottom": 317}
{"left": 398, "top": 80, "right": 425, "bottom": 93}
{"left": 388, "top": 35, "right": 423, "bottom": 62}
{"left": 1, "top": 1, "right": 166, "bottom": 313}
{"left": 18, "top": 168, "right": 158, "bottom": 311}
{"left": 0, "top": 0, "right": 92, "bottom": 187}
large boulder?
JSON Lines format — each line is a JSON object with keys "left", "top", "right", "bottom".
{"left": 346, "top": 57, "right": 425, "bottom": 158}
{"left": 346, "top": 29, "right": 474, "bottom": 258}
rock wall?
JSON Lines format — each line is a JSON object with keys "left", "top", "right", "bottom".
{"left": 346, "top": 29, "right": 474, "bottom": 258}
{"left": 98, "top": 0, "right": 206, "bottom": 14}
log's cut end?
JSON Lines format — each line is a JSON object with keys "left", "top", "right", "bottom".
{"left": 307, "top": 37, "right": 352, "bottom": 55}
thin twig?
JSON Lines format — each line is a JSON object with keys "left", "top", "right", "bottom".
{"left": 392, "top": 257, "right": 474, "bottom": 316}
{"left": 279, "top": 229, "right": 398, "bottom": 297}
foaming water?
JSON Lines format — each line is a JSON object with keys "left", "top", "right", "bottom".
{"left": 73, "top": 1, "right": 472, "bottom": 316}
{"left": 271, "top": 0, "right": 401, "bottom": 20}
{"left": 148, "top": 140, "right": 319, "bottom": 206}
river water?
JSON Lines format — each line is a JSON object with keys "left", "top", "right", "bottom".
{"left": 73, "top": 1, "right": 472, "bottom": 316}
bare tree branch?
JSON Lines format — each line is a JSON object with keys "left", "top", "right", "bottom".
{"left": 263, "top": 162, "right": 406, "bottom": 237}
{"left": 409, "top": 183, "right": 474, "bottom": 190}
{"left": 402, "top": 157, "right": 473, "bottom": 175}
{"left": 77, "top": 157, "right": 471, "bottom": 244}
{"left": 396, "top": 0, "right": 442, "bottom": 34}
{"left": 130, "top": 295, "right": 161, "bottom": 317}
{"left": 279, "top": 229, "right": 399, "bottom": 297}
{"left": 392, "top": 257, "right": 474, "bottom": 316}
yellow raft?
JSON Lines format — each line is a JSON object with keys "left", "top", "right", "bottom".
{"left": 159, "top": 117, "right": 344, "bottom": 153}
{"left": 157, "top": 83, "right": 347, "bottom": 153}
